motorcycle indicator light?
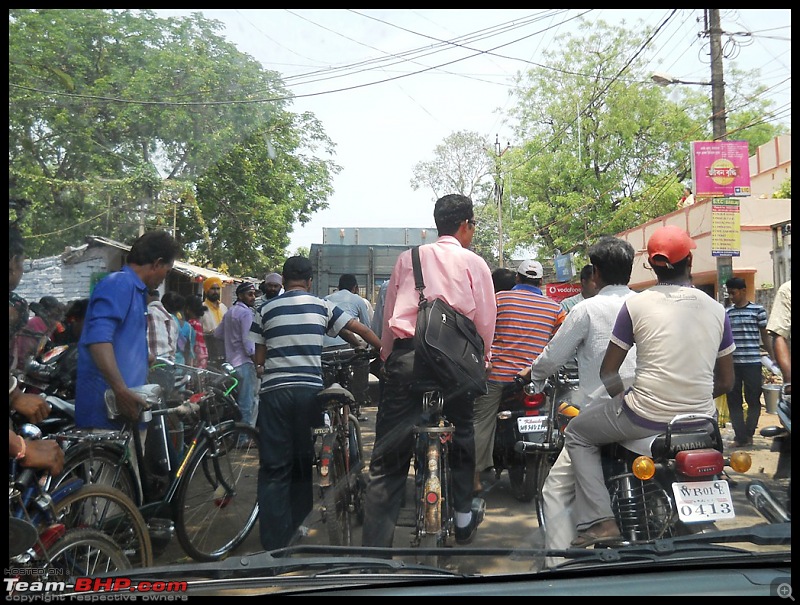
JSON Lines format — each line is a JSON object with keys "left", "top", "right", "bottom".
{"left": 729, "top": 450, "right": 752, "bottom": 473}
{"left": 632, "top": 455, "right": 656, "bottom": 480}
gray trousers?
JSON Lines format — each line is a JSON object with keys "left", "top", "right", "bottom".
{"left": 564, "top": 397, "right": 657, "bottom": 531}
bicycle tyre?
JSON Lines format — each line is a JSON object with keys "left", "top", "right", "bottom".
{"left": 508, "top": 454, "right": 537, "bottom": 503}
{"left": 174, "top": 422, "right": 260, "bottom": 561}
{"left": 321, "top": 433, "right": 351, "bottom": 546}
{"left": 55, "top": 441, "right": 140, "bottom": 505}
{"left": 42, "top": 527, "right": 132, "bottom": 581}
{"left": 52, "top": 483, "right": 153, "bottom": 568}
{"left": 533, "top": 451, "right": 558, "bottom": 530}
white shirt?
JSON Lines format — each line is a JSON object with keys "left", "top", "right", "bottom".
{"left": 530, "top": 284, "right": 638, "bottom": 408}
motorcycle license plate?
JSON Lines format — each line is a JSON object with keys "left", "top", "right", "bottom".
{"left": 671, "top": 480, "right": 735, "bottom": 522}
{"left": 517, "top": 416, "right": 547, "bottom": 434}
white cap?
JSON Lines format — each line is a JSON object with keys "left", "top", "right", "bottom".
{"left": 517, "top": 260, "right": 543, "bottom": 279}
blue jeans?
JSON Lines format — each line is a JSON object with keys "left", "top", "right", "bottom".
{"left": 234, "top": 362, "right": 257, "bottom": 427}
{"left": 257, "top": 386, "right": 319, "bottom": 551}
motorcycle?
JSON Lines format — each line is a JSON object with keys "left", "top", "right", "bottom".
{"left": 754, "top": 383, "right": 791, "bottom": 518}
{"left": 17, "top": 343, "right": 78, "bottom": 401}
{"left": 494, "top": 365, "right": 579, "bottom": 505}
{"left": 517, "top": 409, "right": 753, "bottom": 544}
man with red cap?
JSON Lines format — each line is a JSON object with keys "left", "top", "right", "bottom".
{"left": 563, "top": 225, "right": 735, "bottom": 547}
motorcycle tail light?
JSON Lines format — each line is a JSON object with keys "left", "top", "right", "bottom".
{"left": 425, "top": 491, "right": 439, "bottom": 505}
{"left": 522, "top": 392, "right": 546, "bottom": 416}
{"left": 675, "top": 449, "right": 724, "bottom": 477}
{"left": 188, "top": 392, "right": 205, "bottom": 403}
{"left": 632, "top": 455, "right": 656, "bottom": 480}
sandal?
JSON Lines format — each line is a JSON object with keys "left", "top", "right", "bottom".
{"left": 570, "top": 519, "right": 623, "bottom": 548}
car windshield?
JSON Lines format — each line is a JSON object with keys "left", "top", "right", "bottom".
{"left": 9, "top": 8, "right": 790, "bottom": 598}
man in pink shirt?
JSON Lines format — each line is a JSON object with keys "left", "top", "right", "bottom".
{"left": 362, "top": 193, "right": 496, "bottom": 547}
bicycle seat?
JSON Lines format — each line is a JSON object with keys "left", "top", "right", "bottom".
{"left": 104, "top": 383, "right": 164, "bottom": 422}
{"left": 317, "top": 382, "right": 355, "bottom": 403}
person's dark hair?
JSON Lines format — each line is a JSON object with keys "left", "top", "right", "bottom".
{"left": 588, "top": 236, "right": 635, "bottom": 286}
{"left": 579, "top": 264, "right": 594, "bottom": 282}
{"left": 127, "top": 230, "right": 181, "bottom": 266}
{"left": 64, "top": 298, "right": 89, "bottom": 320}
{"left": 651, "top": 257, "right": 690, "bottom": 283}
{"left": 185, "top": 294, "right": 206, "bottom": 318}
{"left": 338, "top": 273, "right": 358, "bottom": 292}
{"left": 492, "top": 267, "right": 517, "bottom": 293}
{"left": 161, "top": 291, "right": 186, "bottom": 315}
{"left": 283, "top": 255, "right": 313, "bottom": 282}
{"left": 433, "top": 194, "right": 474, "bottom": 236}
{"left": 726, "top": 276, "right": 746, "bottom": 290}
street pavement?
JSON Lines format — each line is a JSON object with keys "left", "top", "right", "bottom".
{"left": 154, "top": 397, "right": 790, "bottom": 567}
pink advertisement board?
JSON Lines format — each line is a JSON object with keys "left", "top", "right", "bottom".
{"left": 691, "top": 140, "right": 751, "bottom": 197}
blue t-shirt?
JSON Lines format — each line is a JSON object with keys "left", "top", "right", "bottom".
{"left": 75, "top": 266, "right": 149, "bottom": 430}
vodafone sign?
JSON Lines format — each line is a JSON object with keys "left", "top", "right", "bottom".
{"left": 544, "top": 283, "right": 581, "bottom": 303}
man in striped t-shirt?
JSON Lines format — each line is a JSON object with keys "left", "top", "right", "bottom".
{"left": 725, "top": 277, "right": 776, "bottom": 447}
{"left": 472, "top": 259, "right": 566, "bottom": 493}
{"left": 251, "top": 255, "right": 382, "bottom": 551}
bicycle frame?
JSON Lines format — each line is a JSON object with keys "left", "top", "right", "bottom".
{"left": 411, "top": 390, "right": 455, "bottom": 550}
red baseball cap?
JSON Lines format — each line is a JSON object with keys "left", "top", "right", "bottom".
{"left": 647, "top": 225, "right": 697, "bottom": 268}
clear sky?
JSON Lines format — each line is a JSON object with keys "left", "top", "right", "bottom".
{"left": 155, "top": 9, "right": 791, "bottom": 253}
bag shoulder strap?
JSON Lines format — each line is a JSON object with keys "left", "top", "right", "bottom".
{"left": 411, "top": 246, "right": 428, "bottom": 306}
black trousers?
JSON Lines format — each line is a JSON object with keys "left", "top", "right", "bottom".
{"left": 361, "top": 341, "right": 476, "bottom": 547}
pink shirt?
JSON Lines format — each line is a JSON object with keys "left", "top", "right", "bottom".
{"left": 380, "top": 236, "right": 496, "bottom": 362}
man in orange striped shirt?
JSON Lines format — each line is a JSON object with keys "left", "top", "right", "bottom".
{"left": 472, "top": 259, "right": 566, "bottom": 493}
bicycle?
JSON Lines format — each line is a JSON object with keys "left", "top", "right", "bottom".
{"left": 9, "top": 439, "right": 136, "bottom": 583}
{"left": 410, "top": 389, "right": 456, "bottom": 567}
{"left": 52, "top": 376, "right": 260, "bottom": 562}
{"left": 313, "top": 346, "right": 375, "bottom": 545}
{"left": 11, "top": 423, "right": 152, "bottom": 569}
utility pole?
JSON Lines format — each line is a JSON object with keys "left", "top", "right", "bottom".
{"left": 494, "top": 134, "right": 511, "bottom": 267}
{"left": 708, "top": 8, "right": 732, "bottom": 303}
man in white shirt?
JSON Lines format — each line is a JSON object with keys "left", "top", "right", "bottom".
{"left": 324, "top": 274, "right": 373, "bottom": 419}
{"left": 519, "top": 236, "right": 636, "bottom": 567}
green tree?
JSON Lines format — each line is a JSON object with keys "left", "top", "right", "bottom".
{"left": 9, "top": 9, "right": 338, "bottom": 275}
{"left": 501, "top": 18, "right": 783, "bottom": 260}
{"left": 410, "top": 130, "right": 508, "bottom": 266}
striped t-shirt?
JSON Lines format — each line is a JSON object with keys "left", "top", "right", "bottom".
{"left": 488, "top": 284, "right": 566, "bottom": 383}
{"left": 726, "top": 302, "right": 768, "bottom": 365}
{"left": 251, "top": 290, "right": 352, "bottom": 393}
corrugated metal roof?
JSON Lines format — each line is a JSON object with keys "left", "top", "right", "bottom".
{"left": 85, "top": 235, "right": 239, "bottom": 283}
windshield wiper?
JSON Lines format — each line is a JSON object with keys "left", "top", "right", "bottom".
{"left": 552, "top": 522, "right": 791, "bottom": 568}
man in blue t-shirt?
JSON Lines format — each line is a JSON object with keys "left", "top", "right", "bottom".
{"left": 725, "top": 277, "right": 776, "bottom": 447}
{"left": 75, "top": 231, "right": 181, "bottom": 430}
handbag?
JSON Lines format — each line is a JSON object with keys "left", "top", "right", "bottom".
{"left": 411, "top": 246, "right": 488, "bottom": 401}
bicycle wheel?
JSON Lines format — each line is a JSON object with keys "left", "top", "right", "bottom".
{"left": 55, "top": 441, "right": 140, "bottom": 505}
{"left": 52, "top": 483, "right": 153, "bottom": 568}
{"left": 41, "top": 528, "right": 131, "bottom": 582}
{"left": 321, "top": 433, "right": 351, "bottom": 545}
{"left": 414, "top": 434, "right": 444, "bottom": 567}
{"left": 174, "top": 422, "right": 260, "bottom": 561}
{"left": 533, "top": 450, "right": 558, "bottom": 531}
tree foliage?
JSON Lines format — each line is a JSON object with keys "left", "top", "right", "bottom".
{"left": 9, "top": 9, "right": 339, "bottom": 275}
{"left": 410, "top": 130, "right": 513, "bottom": 266}
{"left": 412, "top": 18, "right": 784, "bottom": 267}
